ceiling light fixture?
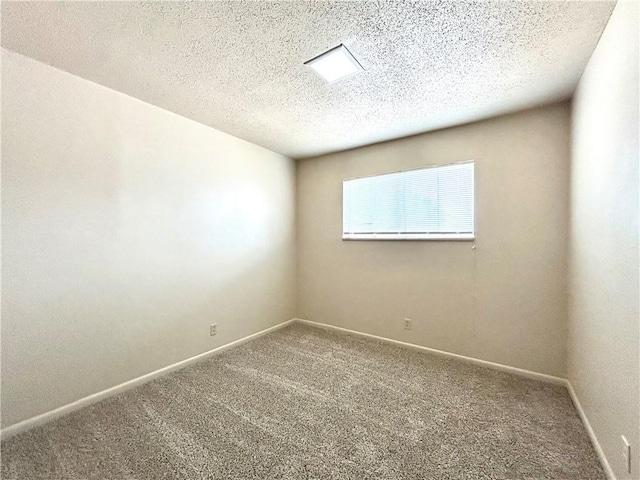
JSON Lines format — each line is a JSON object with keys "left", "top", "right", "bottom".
{"left": 304, "top": 44, "right": 364, "bottom": 83}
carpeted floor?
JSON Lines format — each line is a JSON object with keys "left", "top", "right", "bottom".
{"left": 1, "top": 323, "right": 605, "bottom": 479}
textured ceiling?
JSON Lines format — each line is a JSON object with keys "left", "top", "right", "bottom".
{"left": 2, "top": 1, "right": 614, "bottom": 159}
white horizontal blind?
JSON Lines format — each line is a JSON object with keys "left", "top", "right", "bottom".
{"left": 343, "top": 161, "right": 474, "bottom": 240}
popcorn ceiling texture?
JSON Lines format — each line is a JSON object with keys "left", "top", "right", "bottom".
{"left": 1, "top": 323, "right": 605, "bottom": 479}
{"left": 1, "top": 1, "right": 614, "bottom": 158}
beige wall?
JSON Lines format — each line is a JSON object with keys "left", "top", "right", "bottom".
{"left": 1, "top": 49, "right": 296, "bottom": 428}
{"left": 297, "top": 103, "right": 570, "bottom": 377}
{"left": 568, "top": 2, "right": 639, "bottom": 479}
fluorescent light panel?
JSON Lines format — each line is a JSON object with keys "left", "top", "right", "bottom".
{"left": 305, "top": 44, "right": 363, "bottom": 83}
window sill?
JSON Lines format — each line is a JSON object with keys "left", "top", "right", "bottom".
{"left": 342, "top": 233, "right": 475, "bottom": 241}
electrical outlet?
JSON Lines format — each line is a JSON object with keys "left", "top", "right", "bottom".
{"left": 210, "top": 324, "right": 217, "bottom": 336}
{"left": 622, "top": 435, "right": 631, "bottom": 474}
{"left": 403, "top": 318, "right": 411, "bottom": 330}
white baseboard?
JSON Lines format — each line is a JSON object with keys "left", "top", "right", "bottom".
{"left": 294, "top": 318, "right": 617, "bottom": 478}
{"left": 566, "top": 382, "right": 616, "bottom": 480}
{"left": 1, "top": 319, "right": 296, "bottom": 441}
{"left": 2, "top": 317, "right": 615, "bottom": 480}
{"left": 294, "top": 318, "right": 567, "bottom": 385}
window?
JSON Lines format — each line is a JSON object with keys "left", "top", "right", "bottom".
{"left": 342, "top": 161, "right": 474, "bottom": 240}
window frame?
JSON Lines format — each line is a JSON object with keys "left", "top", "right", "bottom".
{"left": 342, "top": 160, "right": 475, "bottom": 242}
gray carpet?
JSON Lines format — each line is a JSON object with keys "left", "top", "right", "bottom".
{"left": 1, "top": 323, "right": 604, "bottom": 479}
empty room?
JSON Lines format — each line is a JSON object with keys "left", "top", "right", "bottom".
{"left": 1, "top": 1, "right": 638, "bottom": 479}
